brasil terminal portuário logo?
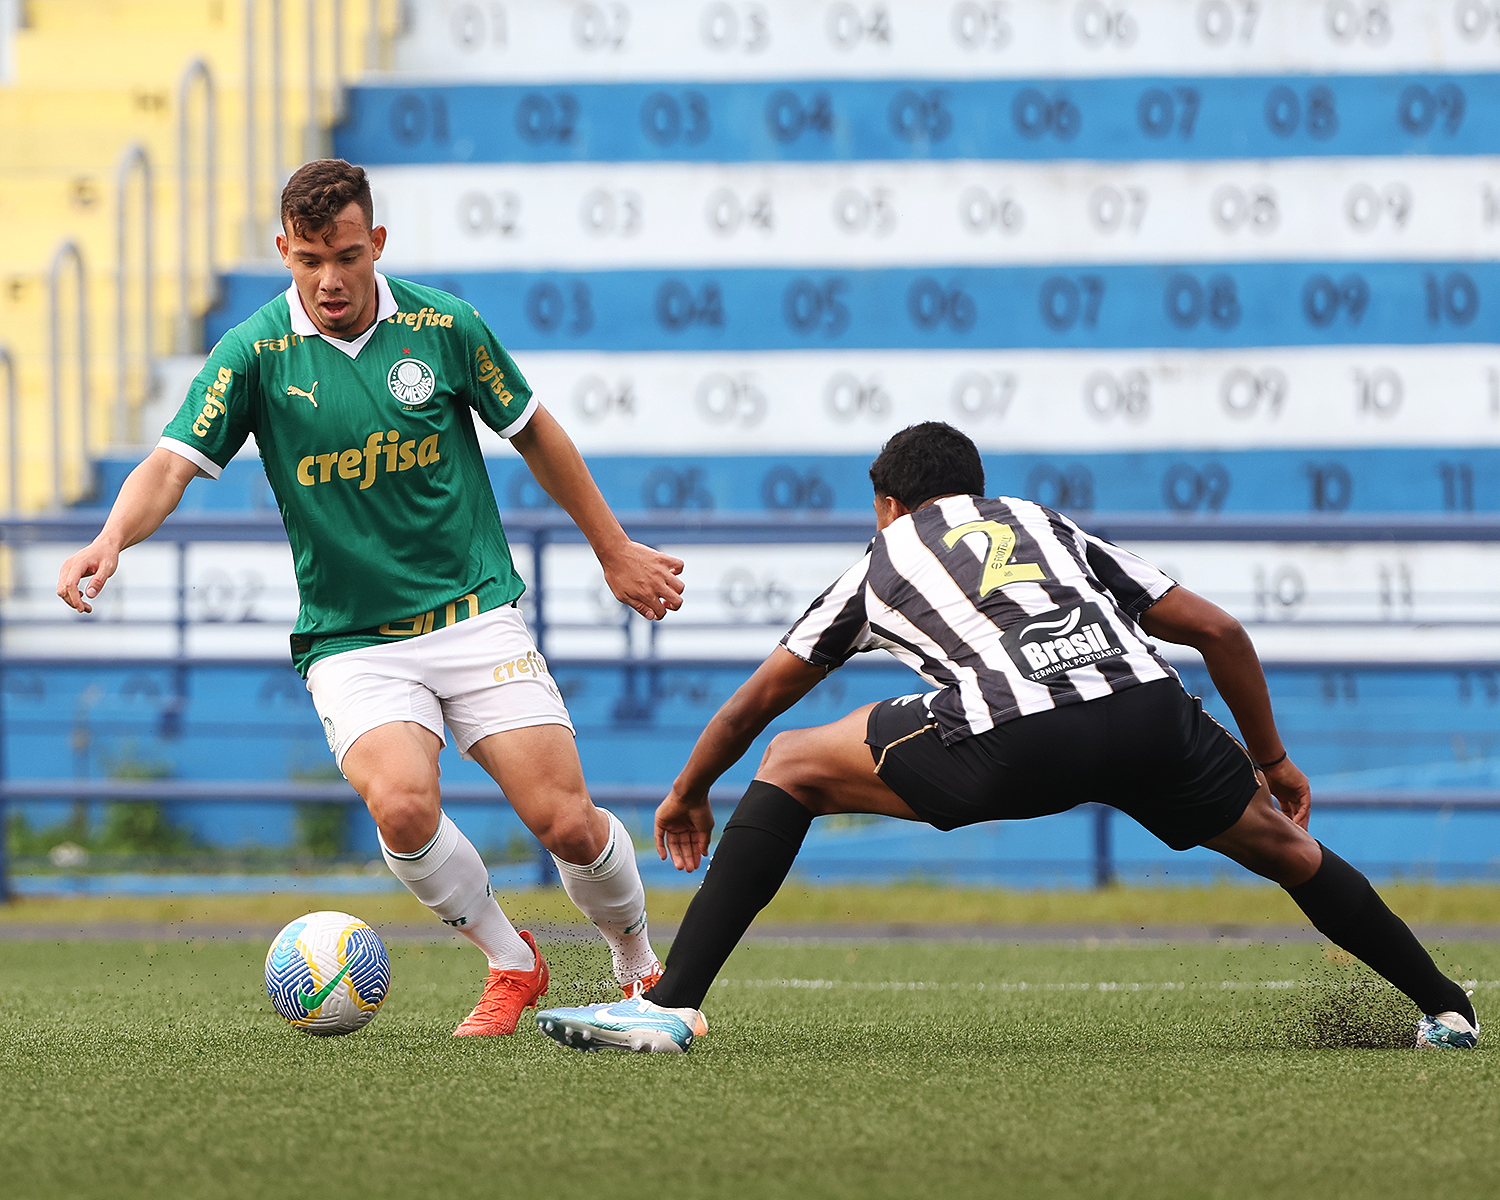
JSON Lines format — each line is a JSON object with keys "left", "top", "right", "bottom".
{"left": 387, "top": 356, "right": 436, "bottom": 408}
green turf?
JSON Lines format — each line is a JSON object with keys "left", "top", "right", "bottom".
{"left": 8, "top": 880, "right": 1500, "bottom": 928}
{"left": 2, "top": 936, "right": 1497, "bottom": 1199}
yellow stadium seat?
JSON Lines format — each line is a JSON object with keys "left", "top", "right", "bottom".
{"left": 0, "top": 0, "right": 395, "bottom": 513}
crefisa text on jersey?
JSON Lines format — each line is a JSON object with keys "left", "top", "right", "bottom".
{"left": 296, "top": 431, "right": 442, "bottom": 489}
{"left": 387, "top": 306, "right": 454, "bottom": 331}
{"left": 189, "top": 366, "right": 234, "bottom": 437}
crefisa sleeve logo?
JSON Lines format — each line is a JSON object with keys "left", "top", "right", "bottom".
{"left": 387, "top": 357, "right": 436, "bottom": 409}
{"left": 1001, "top": 601, "right": 1126, "bottom": 683}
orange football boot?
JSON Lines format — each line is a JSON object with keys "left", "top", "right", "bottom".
{"left": 621, "top": 962, "right": 664, "bottom": 1000}
{"left": 453, "top": 929, "right": 549, "bottom": 1036}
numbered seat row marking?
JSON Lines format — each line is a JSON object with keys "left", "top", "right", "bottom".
{"left": 370, "top": 159, "right": 1500, "bottom": 269}
{"left": 12, "top": 539, "right": 1500, "bottom": 664}
{"left": 340, "top": 74, "right": 1500, "bottom": 165}
{"left": 212, "top": 261, "right": 1499, "bottom": 353}
{"left": 485, "top": 446, "right": 1500, "bottom": 517}
{"left": 396, "top": 0, "right": 1500, "bottom": 81}
{"left": 530, "top": 539, "right": 1500, "bottom": 635}
{"left": 491, "top": 346, "right": 1500, "bottom": 455}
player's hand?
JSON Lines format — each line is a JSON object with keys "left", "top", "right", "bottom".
{"left": 56, "top": 539, "right": 121, "bottom": 614}
{"left": 601, "top": 540, "right": 684, "bottom": 620}
{"left": 1264, "top": 757, "right": 1311, "bottom": 830}
{"left": 656, "top": 789, "right": 714, "bottom": 872}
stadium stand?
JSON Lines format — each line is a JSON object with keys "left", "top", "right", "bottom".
{"left": 3, "top": 0, "right": 1499, "bottom": 891}
{"left": 0, "top": 0, "right": 394, "bottom": 512}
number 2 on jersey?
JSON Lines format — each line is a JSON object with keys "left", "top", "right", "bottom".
{"left": 942, "top": 520, "right": 1046, "bottom": 596}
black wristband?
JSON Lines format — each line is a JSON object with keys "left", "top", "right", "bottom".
{"left": 1256, "top": 750, "right": 1288, "bottom": 770}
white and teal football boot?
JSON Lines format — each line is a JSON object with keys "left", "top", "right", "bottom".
{"left": 535, "top": 997, "right": 707, "bottom": 1054}
{"left": 1415, "top": 1010, "right": 1479, "bottom": 1050}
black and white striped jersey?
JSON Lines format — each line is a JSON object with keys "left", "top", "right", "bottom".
{"left": 780, "top": 494, "right": 1180, "bottom": 742}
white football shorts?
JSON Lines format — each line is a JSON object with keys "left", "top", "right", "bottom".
{"left": 305, "top": 605, "right": 573, "bottom": 771}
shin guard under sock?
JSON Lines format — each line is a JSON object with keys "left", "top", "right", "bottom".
{"left": 645, "top": 781, "right": 813, "bottom": 1011}
{"left": 381, "top": 813, "right": 533, "bottom": 971}
{"left": 1286, "top": 845, "right": 1473, "bottom": 1023}
{"left": 551, "top": 808, "right": 657, "bottom": 986}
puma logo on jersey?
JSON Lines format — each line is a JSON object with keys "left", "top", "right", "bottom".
{"left": 287, "top": 381, "right": 319, "bottom": 408}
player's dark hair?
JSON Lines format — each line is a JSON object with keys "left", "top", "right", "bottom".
{"left": 280, "top": 158, "right": 374, "bottom": 240}
{"left": 868, "top": 422, "right": 985, "bottom": 509}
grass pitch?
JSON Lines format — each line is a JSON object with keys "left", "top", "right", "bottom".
{"left": 10, "top": 879, "right": 1500, "bottom": 928}
{"left": 3, "top": 934, "right": 1499, "bottom": 1199}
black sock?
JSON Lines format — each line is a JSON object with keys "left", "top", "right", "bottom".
{"left": 1286, "top": 845, "right": 1473, "bottom": 1024}
{"left": 644, "top": 781, "right": 813, "bottom": 1011}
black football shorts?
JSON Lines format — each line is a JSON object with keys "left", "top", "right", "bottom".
{"left": 865, "top": 678, "right": 1260, "bottom": 852}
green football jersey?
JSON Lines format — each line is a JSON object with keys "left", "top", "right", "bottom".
{"left": 160, "top": 274, "right": 535, "bottom": 675}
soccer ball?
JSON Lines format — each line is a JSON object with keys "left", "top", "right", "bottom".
{"left": 264, "top": 911, "right": 390, "bottom": 1035}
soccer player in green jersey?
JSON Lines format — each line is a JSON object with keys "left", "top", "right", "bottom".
{"left": 56, "top": 159, "right": 683, "bottom": 1036}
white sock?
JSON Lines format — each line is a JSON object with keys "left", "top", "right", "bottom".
{"left": 551, "top": 808, "right": 657, "bottom": 986}
{"left": 381, "top": 812, "right": 534, "bottom": 971}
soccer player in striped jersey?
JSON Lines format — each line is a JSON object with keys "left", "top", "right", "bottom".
{"left": 56, "top": 159, "right": 680, "bottom": 1036}
{"left": 537, "top": 422, "right": 1476, "bottom": 1054}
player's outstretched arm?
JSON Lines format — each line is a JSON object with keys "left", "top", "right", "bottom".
{"left": 1138, "top": 585, "right": 1311, "bottom": 828}
{"left": 55, "top": 448, "right": 199, "bottom": 614}
{"left": 656, "top": 647, "right": 827, "bottom": 870}
{"left": 509, "top": 404, "right": 684, "bottom": 620}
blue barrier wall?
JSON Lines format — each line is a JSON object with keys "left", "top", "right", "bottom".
{"left": 7, "top": 658, "right": 1500, "bottom": 882}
